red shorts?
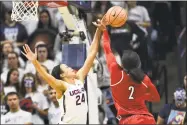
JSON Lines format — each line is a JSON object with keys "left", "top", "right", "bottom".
{"left": 119, "top": 114, "right": 156, "bottom": 124}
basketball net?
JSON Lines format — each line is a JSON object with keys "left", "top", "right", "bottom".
{"left": 11, "top": 0, "right": 68, "bottom": 22}
{"left": 11, "top": 0, "right": 39, "bottom": 21}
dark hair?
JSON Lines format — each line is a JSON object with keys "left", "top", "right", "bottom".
{"left": 1, "top": 41, "right": 13, "bottom": 57}
{"left": 36, "top": 43, "right": 51, "bottom": 61}
{"left": 121, "top": 50, "right": 145, "bottom": 83}
{"left": 20, "top": 73, "right": 37, "bottom": 97}
{"left": 7, "top": 51, "right": 20, "bottom": 67}
{"left": 5, "top": 92, "right": 19, "bottom": 101}
{"left": 38, "top": 9, "right": 52, "bottom": 29}
{"left": 51, "top": 65, "right": 64, "bottom": 80}
{"left": 36, "top": 43, "right": 47, "bottom": 49}
{"left": 8, "top": 51, "right": 19, "bottom": 58}
{"left": 5, "top": 68, "right": 20, "bottom": 92}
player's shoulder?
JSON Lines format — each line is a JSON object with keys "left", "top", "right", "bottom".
{"left": 143, "top": 75, "right": 151, "bottom": 83}
{"left": 141, "top": 75, "right": 153, "bottom": 87}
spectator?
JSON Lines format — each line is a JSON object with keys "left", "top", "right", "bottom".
{"left": 20, "top": 73, "right": 49, "bottom": 124}
{"left": 25, "top": 42, "right": 56, "bottom": 74}
{"left": 96, "top": 87, "right": 107, "bottom": 124}
{"left": 183, "top": 75, "right": 187, "bottom": 90}
{"left": 37, "top": 9, "right": 57, "bottom": 35}
{"left": 45, "top": 7, "right": 66, "bottom": 33}
{"left": 47, "top": 86, "right": 62, "bottom": 124}
{"left": 127, "top": 1, "right": 151, "bottom": 36}
{"left": 110, "top": 1, "right": 127, "bottom": 8}
{"left": 0, "top": 9, "right": 28, "bottom": 50}
{"left": 3, "top": 69, "right": 20, "bottom": 96}
{"left": 0, "top": 80, "right": 8, "bottom": 115}
{"left": 126, "top": 1, "right": 153, "bottom": 73}
{"left": 88, "top": 1, "right": 112, "bottom": 37}
{"left": 36, "top": 65, "right": 49, "bottom": 97}
{"left": 1, "top": 52, "right": 25, "bottom": 83}
{"left": 1, "top": 41, "right": 25, "bottom": 70}
{"left": 152, "top": 2, "right": 176, "bottom": 54}
{"left": 157, "top": 88, "right": 186, "bottom": 124}
{"left": 0, "top": 2, "right": 6, "bottom": 25}
{"left": 1, "top": 92, "right": 32, "bottom": 124}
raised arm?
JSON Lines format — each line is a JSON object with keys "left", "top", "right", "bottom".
{"left": 76, "top": 19, "right": 104, "bottom": 82}
{"left": 102, "top": 30, "right": 118, "bottom": 71}
{"left": 102, "top": 30, "right": 123, "bottom": 73}
{"left": 101, "top": 30, "right": 125, "bottom": 86}
{"left": 22, "top": 44, "right": 66, "bottom": 92}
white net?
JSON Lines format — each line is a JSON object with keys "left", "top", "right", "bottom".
{"left": 11, "top": 0, "right": 39, "bottom": 21}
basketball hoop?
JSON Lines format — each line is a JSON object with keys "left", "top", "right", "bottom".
{"left": 11, "top": 0, "right": 68, "bottom": 21}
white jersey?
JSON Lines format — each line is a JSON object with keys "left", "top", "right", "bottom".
{"left": 57, "top": 80, "right": 88, "bottom": 124}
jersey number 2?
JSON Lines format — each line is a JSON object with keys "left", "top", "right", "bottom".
{"left": 76, "top": 94, "right": 85, "bottom": 105}
{"left": 128, "top": 86, "right": 135, "bottom": 100}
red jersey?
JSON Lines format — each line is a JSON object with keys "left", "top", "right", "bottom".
{"left": 102, "top": 30, "right": 160, "bottom": 117}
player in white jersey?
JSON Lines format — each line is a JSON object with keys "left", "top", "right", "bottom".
{"left": 22, "top": 18, "right": 106, "bottom": 124}
{"left": 57, "top": 80, "right": 88, "bottom": 124}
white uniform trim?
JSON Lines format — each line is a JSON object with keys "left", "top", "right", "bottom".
{"left": 110, "top": 71, "right": 124, "bottom": 87}
{"left": 141, "top": 82, "right": 148, "bottom": 88}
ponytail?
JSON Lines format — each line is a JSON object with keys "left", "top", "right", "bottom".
{"left": 128, "top": 68, "right": 145, "bottom": 83}
{"left": 121, "top": 50, "right": 145, "bottom": 83}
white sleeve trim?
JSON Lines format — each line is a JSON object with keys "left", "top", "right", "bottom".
{"left": 141, "top": 82, "right": 148, "bottom": 88}
{"left": 110, "top": 71, "right": 124, "bottom": 87}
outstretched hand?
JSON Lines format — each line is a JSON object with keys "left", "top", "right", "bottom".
{"left": 21, "top": 44, "right": 37, "bottom": 62}
{"left": 92, "top": 14, "right": 108, "bottom": 31}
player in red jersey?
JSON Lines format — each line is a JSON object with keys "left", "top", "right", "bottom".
{"left": 98, "top": 23, "right": 160, "bottom": 124}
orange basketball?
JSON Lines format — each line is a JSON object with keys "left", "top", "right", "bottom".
{"left": 105, "top": 6, "right": 128, "bottom": 27}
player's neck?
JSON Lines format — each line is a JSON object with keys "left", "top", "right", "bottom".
{"left": 64, "top": 78, "right": 75, "bottom": 84}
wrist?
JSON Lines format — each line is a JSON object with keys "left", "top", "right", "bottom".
{"left": 31, "top": 59, "right": 37, "bottom": 64}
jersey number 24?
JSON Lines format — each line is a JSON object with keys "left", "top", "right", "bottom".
{"left": 76, "top": 93, "right": 85, "bottom": 105}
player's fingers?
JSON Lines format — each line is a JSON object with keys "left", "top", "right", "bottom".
{"left": 92, "top": 22, "right": 98, "bottom": 27}
{"left": 23, "top": 46, "right": 27, "bottom": 53}
{"left": 35, "top": 48, "right": 37, "bottom": 56}
{"left": 97, "top": 19, "right": 101, "bottom": 24}
{"left": 35, "top": 48, "right": 37, "bottom": 53}
{"left": 101, "top": 15, "right": 109, "bottom": 25}
{"left": 21, "top": 51, "right": 27, "bottom": 57}
{"left": 25, "top": 44, "right": 31, "bottom": 52}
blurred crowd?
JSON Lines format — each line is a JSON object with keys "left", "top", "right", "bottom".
{"left": 0, "top": 1, "right": 186, "bottom": 124}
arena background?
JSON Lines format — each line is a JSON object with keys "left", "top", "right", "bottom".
{"left": 0, "top": 1, "right": 186, "bottom": 124}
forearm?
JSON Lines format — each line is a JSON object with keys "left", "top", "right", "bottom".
{"left": 102, "top": 30, "right": 118, "bottom": 71}
{"left": 32, "top": 60, "right": 58, "bottom": 90}
{"left": 76, "top": 28, "right": 101, "bottom": 81}
{"left": 89, "top": 28, "right": 102, "bottom": 53}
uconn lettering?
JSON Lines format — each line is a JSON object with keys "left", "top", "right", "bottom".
{"left": 69, "top": 87, "right": 85, "bottom": 96}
